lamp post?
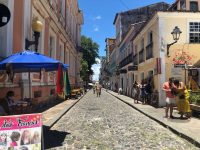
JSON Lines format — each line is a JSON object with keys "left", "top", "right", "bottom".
{"left": 25, "top": 17, "right": 43, "bottom": 52}
{"left": 167, "top": 26, "right": 182, "bottom": 57}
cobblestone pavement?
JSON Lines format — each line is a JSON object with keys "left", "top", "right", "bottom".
{"left": 45, "top": 90, "right": 198, "bottom": 150}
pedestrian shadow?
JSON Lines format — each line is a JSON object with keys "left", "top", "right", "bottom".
{"left": 43, "top": 125, "right": 71, "bottom": 149}
{"left": 167, "top": 117, "right": 191, "bottom": 123}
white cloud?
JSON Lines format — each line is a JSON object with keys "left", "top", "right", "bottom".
{"left": 94, "top": 27, "right": 99, "bottom": 32}
{"left": 94, "top": 15, "right": 101, "bottom": 20}
{"left": 92, "top": 58, "right": 101, "bottom": 81}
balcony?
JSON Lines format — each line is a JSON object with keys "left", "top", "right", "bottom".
{"left": 146, "top": 42, "right": 153, "bottom": 60}
{"left": 119, "top": 53, "right": 133, "bottom": 68}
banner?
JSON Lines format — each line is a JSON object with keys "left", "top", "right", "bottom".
{"left": 156, "top": 58, "right": 161, "bottom": 74}
{"left": 0, "top": 114, "right": 42, "bottom": 150}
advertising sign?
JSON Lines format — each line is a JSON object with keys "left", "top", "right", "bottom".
{"left": 0, "top": 114, "right": 42, "bottom": 150}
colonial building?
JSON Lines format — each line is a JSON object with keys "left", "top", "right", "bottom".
{"left": 0, "top": 0, "right": 83, "bottom": 101}
{"left": 107, "top": 0, "right": 200, "bottom": 107}
{"left": 113, "top": 2, "right": 169, "bottom": 96}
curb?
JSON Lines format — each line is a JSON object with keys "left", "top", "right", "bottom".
{"left": 43, "top": 94, "right": 84, "bottom": 128}
{"left": 108, "top": 91, "right": 200, "bottom": 148}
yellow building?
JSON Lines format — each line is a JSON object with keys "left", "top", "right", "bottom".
{"left": 112, "top": 0, "right": 200, "bottom": 106}
{"left": 132, "top": 2, "right": 200, "bottom": 106}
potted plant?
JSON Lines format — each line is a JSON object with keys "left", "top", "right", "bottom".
{"left": 190, "top": 93, "right": 200, "bottom": 105}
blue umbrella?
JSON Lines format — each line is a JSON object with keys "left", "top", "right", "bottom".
{"left": 0, "top": 50, "right": 63, "bottom": 72}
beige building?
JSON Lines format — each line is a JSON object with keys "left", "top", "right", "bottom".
{"left": 132, "top": 1, "right": 200, "bottom": 106}
{"left": 111, "top": 0, "right": 200, "bottom": 106}
{"left": 0, "top": 0, "right": 83, "bottom": 101}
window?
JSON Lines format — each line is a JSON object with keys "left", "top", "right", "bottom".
{"left": 146, "top": 42, "right": 153, "bottom": 60}
{"left": 49, "top": 37, "right": 53, "bottom": 57}
{"left": 141, "top": 39, "right": 144, "bottom": 49}
{"left": 60, "top": 44, "right": 64, "bottom": 63}
{"left": 139, "top": 49, "right": 144, "bottom": 63}
{"left": 189, "top": 22, "right": 200, "bottom": 43}
{"left": 180, "top": 0, "right": 186, "bottom": 10}
{"left": 190, "top": 1, "right": 198, "bottom": 12}
{"left": 34, "top": 91, "right": 42, "bottom": 98}
{"left": 147, "top": 31, "right": 153, "bottom": 44}
{"left": 148, "top": 70, "right": 154, "bottom": 78}
{"left": 60, "top": 0, "right": 65, "bottom": 17}
{"left": 49, "top": 36, "right": 56, "bottom": 58}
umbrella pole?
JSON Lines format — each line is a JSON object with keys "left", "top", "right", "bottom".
{"left": 29, "top": 72, "right": 31, "bottom": 98}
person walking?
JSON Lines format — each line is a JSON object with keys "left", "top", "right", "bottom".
{"left": 96, "top": 84, "right": 101, "bottom": 97}
{"left": 162, "top": 77, "right": 176, "bottom": 119}
{"left": 132, "top": 81, "right": 140, "bottom": 103}
{"left": 173, "top": 80, "right": 191, "bottom": 119}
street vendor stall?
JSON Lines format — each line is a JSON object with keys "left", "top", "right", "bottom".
{"left": 0, "top": 50, "right": 69, "bottom": 114}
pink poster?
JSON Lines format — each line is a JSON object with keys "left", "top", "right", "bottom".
{"left": 0, "top": 114, "right": 42, "bottom": 150}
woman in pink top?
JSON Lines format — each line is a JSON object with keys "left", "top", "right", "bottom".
{"left": 163, "top": 77, "right": 176, "bottom": 119}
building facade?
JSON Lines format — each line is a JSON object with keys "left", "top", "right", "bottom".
{"left": 0, "top": 0, "right": 83, "bottom": 101}
{"left": 104, "top": 0, "right": 200, "bottom": 107}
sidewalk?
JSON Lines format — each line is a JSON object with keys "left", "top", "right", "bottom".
{"left": 107, "top": 90, "right": 200, "bottom": 147}
{"left": 42, "top": 96, "right": 83, "bottom": 128}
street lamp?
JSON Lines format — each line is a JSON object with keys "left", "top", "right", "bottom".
{"left": 167, "top": 26, "right": 182, "bottom": 57}
{"left": 25, "top": 17, "right": 43, "bottom": 52}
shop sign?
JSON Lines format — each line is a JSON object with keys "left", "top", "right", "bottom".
{"left": 156, "top": 58, "right": 161, "bottom": 74}
{"left": 174, "top": 64, "right": 185, "bottom": 68}
{"left": 0, "top": 113, "right": 43, "bottom": 149}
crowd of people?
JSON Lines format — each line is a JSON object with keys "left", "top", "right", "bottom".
{"left": 116, "top": 76, "right": 191, "bottom": 120}
{"left": 119, "top": 79, "right": 153, "bottom": 105}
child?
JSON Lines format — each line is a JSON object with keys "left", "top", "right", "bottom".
{"left": 0, "top": 132, "right": 7, "bottom": 146}
{"left": 20, "top": 130, "right": 31, "bottom": 145}
{"left": 10, "top": 131, "right": 20, "bottom": 147}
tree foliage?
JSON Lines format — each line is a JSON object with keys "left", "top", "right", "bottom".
{"left": 80, "top": 35, "right": 99, "bottom": 80}
{"left": 80, "top": 59, "right": 88, "bottom": 81}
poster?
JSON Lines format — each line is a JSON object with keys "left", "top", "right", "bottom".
{"left": 0, "top": 114, "right": 42, "bottom": 150}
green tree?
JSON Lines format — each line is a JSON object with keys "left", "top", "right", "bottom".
{"left": 81, "top": 35, "right": 99, "bottom": 76}
{"left": 80, "top": 59, "right": 88, "bottom": 81}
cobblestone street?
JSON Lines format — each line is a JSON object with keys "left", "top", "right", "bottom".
{"left": 45, "top": 90, "right": 198, "bottom": 150}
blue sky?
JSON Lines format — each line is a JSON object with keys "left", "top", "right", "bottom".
{"left": 78, "top": 0, "right": 175, "bottom": 57}
{"left": 78, "top": 0, "right": 175, "bottom": 81}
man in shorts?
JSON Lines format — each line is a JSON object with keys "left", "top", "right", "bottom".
{"left": 163, "top": 77, "right": 176, "bottom": 119}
